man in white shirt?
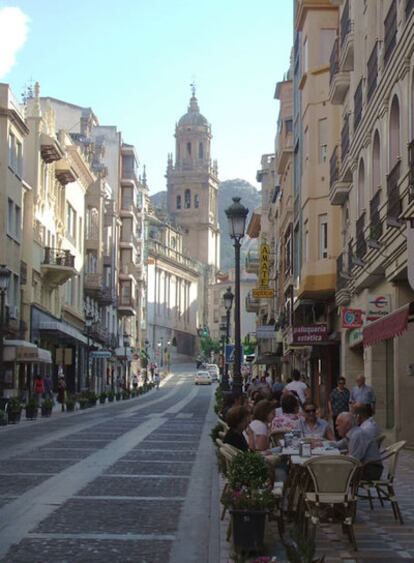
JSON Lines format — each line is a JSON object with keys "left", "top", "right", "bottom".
{"left": 285, "top": 369, "right": 310, "bottom": 405}
{"left": 354, "top": 403, "right": 381, "bottom": 440}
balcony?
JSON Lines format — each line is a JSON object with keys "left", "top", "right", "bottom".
{"left": 369, "top": 189, "right": 383, "bottom": 241}
{"left": 355, "top": 213, "right": 367, "bottom": 259}
{"left": 55, "top": 158, "right": 77, "bottom": 185}
{"left": 329, "top": 146, "right": 350, "bottom": 205}
{"left": 341, "top": 113, "right": 350, "bottom": 163}
{"left": 339, "top": 0, "right": 354, "bottom": 71}
{"left": 407, "top": 0, "right": 414, "bottom": 20}
{"left": 245, "top": 250, "right": 260, "bottom": 274}
{"left": 99, "top": 286, "right": 114, "bottom": 306}
{"left": 367, "top": 41, "right": 378, "bottom": 103}
{"left": 329, "top": 38, "right": 350, "bottom": 104}
{"left": 118, "top": 296, "right": 136, "bottom": 317}
{"left": 40, "top": 133, "right": 64, "bottom": 164}
{"left": 277, "top": 134, "right": 293, "bottom": 174}
{"left": 41, "top": 247, "right": 76, "bottom": 286}
{"left": 335, "top": 253, "right": 351, "bottom": 306}
{"left": 384, "top": 0, "right": 397, "bottom": 68}
{"left": 90, "top": 322, "right": 109, "bottom": 344}
{"left": 84, "top": 272, "right": 103, "bottom": 297}
{"left": 387, "top": 160, "right": 401, "bottom": 226}
{"left": 245, "top": 291, "right": 260, "bottom": 313}
{"left": 353, "top": 79, "right": 363, "bottom": 132}
{"left": 119, "top": 263, "right": 143, "bottom": 281}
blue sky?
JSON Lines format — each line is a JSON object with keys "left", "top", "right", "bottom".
{"left": 1, "top": 1, "right": 293, "bottom": 194}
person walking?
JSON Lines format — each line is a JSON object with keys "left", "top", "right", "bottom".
{"left": 57, "top": 376, "right": 66, "bottom": 412}
{"left": 154, "top": 369, "right": 160, "bottom": 390}
{"left": 33, "top": 374, "right": 45, "bottom": 407}
{"left": 285, "top": 369, "right": 310, "bottom": 406}
{"left": 328, "top": 376, "right": 350, "bottom": 439}
{"left": 43, "top": 374, "right": 53, "bottom": 400}
{"left": 350, "top": 375, "right": 376, "bottom": 412}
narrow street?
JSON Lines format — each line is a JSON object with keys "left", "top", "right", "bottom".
{"left": 0, "top": 365, "right": 219, "bottom": 563}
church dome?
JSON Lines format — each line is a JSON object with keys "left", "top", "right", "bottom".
{"left": 178, "top": 94, "right": 208, "bottom": 127}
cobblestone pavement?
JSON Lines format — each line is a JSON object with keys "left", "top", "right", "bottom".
{"left": 219, "top": 450, "right": 414, "bottom": 563}
{"left": 0, "top": 365, "right": 218, "bottom": 562}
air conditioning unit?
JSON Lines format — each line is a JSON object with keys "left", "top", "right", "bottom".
{"left": 9, "top": 305, "right": 19, "bottom": 320}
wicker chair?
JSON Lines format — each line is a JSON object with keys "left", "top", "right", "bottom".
{"left": 303, "top": 455, "right": 361, "bottom": 551}
{"left": 217, "top": 417, "right": 230, "bottom": 432}
{"left": 358, "top": 440, "right": 406, "bottom": 524}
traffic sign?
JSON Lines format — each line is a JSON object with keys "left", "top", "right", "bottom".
{"left": 225, "top": 344, "right": 244, "bottom": 363}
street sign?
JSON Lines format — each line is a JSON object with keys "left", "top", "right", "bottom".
{"left": 252, "top": 288, "right": 274, "bottom": 299}
{"left": 225, "top": 344, "right": 244, "bottom": 363}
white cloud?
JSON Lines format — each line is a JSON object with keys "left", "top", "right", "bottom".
{"left": 0, "top": 7, "right": 29, "bottom": 78}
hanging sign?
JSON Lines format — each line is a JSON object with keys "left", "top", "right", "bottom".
{"left": 367, "top": 295, "right": 391, "bottom": 321}
{"left": 341, "top": 307, "right": 363, "bottom": 328}
{"left": 259, "top": 243, "right": 270, "bottom": 288}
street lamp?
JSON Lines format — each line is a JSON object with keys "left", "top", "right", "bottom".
{"left": 123, "top": 331, "right": 130, "bottom": 390}
{"left": 225, "top": 197, "right": 248, "bottom": 395}
{"left": 166, "top": 340, "right": 171, "bottom": 372}
{"left": 0, "top": 265, "right": 11, "bottom": 395}
{"left": 158, "top": 336, "right": 164, "bottom": 367}
{"left": 222, "top": 286, "right": 234, "bottom": 391}
{"left": 85, "top": 311, "right": 94, "bottom": 391}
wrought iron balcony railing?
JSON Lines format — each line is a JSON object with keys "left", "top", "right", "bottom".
{"left": 43, "top": 247, "right": 75, "bottom": 268}
{"left": 367, "top": 41, "right": 378, "bottom": 102}
{"left": 384, "top": 0, "right": 397, "bottom": 67}
{"left": 355, "top": 213, "right": 367, "bottom": 259}
{"left": 369, "top": 189, "right": 383, "bottom": 240}
{"left": 386, "top": 160, "right": 401, "bottom": 223}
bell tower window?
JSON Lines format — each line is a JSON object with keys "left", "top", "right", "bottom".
{"left": 194, "top": 194, "right": 200, "bottom": 208}
{"left": 176, "top": 195, "right": 181, "bottom": 209}
{"left": 199, "top": 143, "right": 203, "bottom": 159}
{"left": 187, "top": 142, "right": 191, "bottom": 156}
{"left": 184, "top": 189, "right": 191, "bottom": 209}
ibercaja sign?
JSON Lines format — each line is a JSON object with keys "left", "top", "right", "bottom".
{"left": 288, "top": 324, "right": 329, "bottom": 345}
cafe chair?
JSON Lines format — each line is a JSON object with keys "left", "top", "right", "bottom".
{"left": 218, "top": 444, "right": 240, "bottom": 526}
{"left": 358, "top": 440, "right": 406, "bottom": 524}
{"left": 302, "top": 455, "right": 361, "bottom": 551}
{"left": 217, "top": 417, "right": 230, "bottom": 432}
{"left": 376, "top": 433, "right": 386, "bottom": 450}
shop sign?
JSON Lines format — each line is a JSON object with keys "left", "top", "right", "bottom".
{"left": 16, "top": 347, "right": 38, "bottom": 361}
{"left": 259, "top": 243, "right": 270, "bottom": 288}
{"left": 90, "top": 351, "right": 112, "bottom": 359}
{"left": 367, "top": 295, "right": 390, "bottom": 321}
{"left": 341, "top": 307, "right": 363, "bottom": 328}
{"left": 288, "top": 324, "right": 329, "bottom": 345}
{"left": 256, "top": 325, "right": 276, "bottom": 339}
{"left": 348, "top": 327, "right": 363, "bottom": 348}
{"left": 252, "top": 288, "right": 274, "bottom": 298}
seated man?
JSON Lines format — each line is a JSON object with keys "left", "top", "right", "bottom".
{"left": 335, "top": 412, "right": 383, "bottom": 480}
{"left": 298, "top": 400, "right": 335, "bottom": 441}
{"left": 354, "top": 403, "right": 381, "bottom": 440}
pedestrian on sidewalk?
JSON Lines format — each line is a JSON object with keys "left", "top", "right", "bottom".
{"left": 57, "top": 376, "right": 66, "bottom": 412}
{"left": 350, "top": 374, "right": 376, "bottom": 413}
{"left": 154, "top": 368, "right": 160, "bottom": 390}
{"left": 328, "top": 376, "right": 350, "bottom": 439}
{"left": 44, "top": 374, "right": 53, "bottom": 400}
{"left": 33, "top": 374, "right": 45, "bottom": 407}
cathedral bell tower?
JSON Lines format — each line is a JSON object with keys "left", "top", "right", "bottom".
{"left": 166, "top": 85, "right": 220, "bottom": 270}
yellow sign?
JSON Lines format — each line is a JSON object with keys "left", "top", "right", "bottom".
{"left": 252, "top": 288, "right": 274, "bottom": 299}
{"left": 259, "top": 243, "right": 270, "bottom": 288}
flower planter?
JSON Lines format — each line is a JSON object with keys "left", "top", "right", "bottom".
{"left": 8, "top": 410, "right": 21, "bottom": 424}
{"left": 107, "top": 395, "right": 114, "bottom": 403}
{"left": 99, "top": 397, "right": 106, "bottom": 404}
{"left": 41, "top": 406, "right": 52, "bottom": 417}
{"left": 25, "top": 406, "right": 38, "bottom": 420}
{"left": 66, "top": 403, "right": 75, "bottom": 412}
{"left": 231, "top": 510, "right": 267, "bottom": 552}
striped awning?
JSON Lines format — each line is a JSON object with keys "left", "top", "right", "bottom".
{"left": 363, "top": 302, "right": 414, "bottom": 347}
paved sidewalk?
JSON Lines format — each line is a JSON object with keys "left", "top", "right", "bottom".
{"left": 218, "top": 449, "right": 414, "bottom": 562}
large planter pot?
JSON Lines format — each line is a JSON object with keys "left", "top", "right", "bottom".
{"left": 99, "top": 397, "right": 106, "bottom": 404}
{"left": 108, "top": 395, "right": 114, "bottom": 403}
{"left": 8, "top": 410, "right": 21, "bottom": 424}
{"left": 25, "top": 406, "right": 38, "bottom": 420}
{"left": 66, "top": 403, "right": 75, "bottom": 412}
{"left": 41, "top": 406, "right": 52, "bottom": 417}
{"left": 230, "top": 510, "right": 267, "bottom": 552}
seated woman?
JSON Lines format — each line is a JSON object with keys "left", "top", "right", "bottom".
{"left": 271, "top": 393, "right": 301, "bottom": 433}
{"left": 249, "top": 399, "right": 278, "bottom": 453}
{"left": 223, "top": 406, "right": 255, "bottom": 451}
{"left": 221, "top": 392, "right": 247, "bottom": 422}
{"left": 298, "top": 399, "right": 335, "bottom": 441}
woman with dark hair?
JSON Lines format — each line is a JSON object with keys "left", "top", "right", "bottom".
{"left": 249, "top": 399, "right": 277, "bottom": 452}
{"left": 271, "top": 393, "right": 301, "bottom": 432}
{"left": 221, "top": 392, "right": 247, "bottom": 422}
{"left": 223, "top": 406, "right": 255, "bottom": 451}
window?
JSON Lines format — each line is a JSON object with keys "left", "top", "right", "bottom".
{"left": 372, "top": 131, "right": 381, "bottom": 194}
{"left": 8, "top": 133, "right": 16, "bottom": 170}
{"left": 184, "top": 189, "right": 191, "bottom": 209}
{"left": 303, "top": 221, "right": 309, "bottom": 263}
{"left": 318, "top": 118, "right": 328, "bottom": 163}
{"left": 319, "top": 29, "right": 336, "bottom": 66}
{"left": 176, "top": 195, "right": 181, "bottom": 209}
{"left": 199, "top": 143, "right": 203, "bottom": 159}
{"left": 285, "top": 119, "right": 293, "bottom": 133}
{"left": 319, "top": 214, "right": 328, "bottom": 259}
{"left": 7, "top": 199, "right": 13, "bottom": 236}
{"left": 15, "top": 205, "right": 21, "bottom": 240}
{"left": 303, "top": 37, "right": 309, "bottom": 73}
{"left": 357, "top": 158, "right": 365, "bottom": 217}
{"left": 194, "top": 194, "right": 200, "bottom": 208}
{"left": 7, "top": 199, "right": 21, "bottom": 242}
{"left": 66, "top": 203, "right": 77, "bottom": 241}
{"left": 186, "top": 142, "right": 191, "bottom": 156}
{"left": 16, "top": 141, "right": 22, "bottom": 177}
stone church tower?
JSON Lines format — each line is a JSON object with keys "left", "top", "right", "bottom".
{"left": 166, "top": 87, "right": 220, "bottom": 270}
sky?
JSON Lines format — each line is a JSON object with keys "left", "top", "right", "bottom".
{"left": 0, "top": 1, "right": 293, "bottom": 194}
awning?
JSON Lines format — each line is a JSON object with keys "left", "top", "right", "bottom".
{"left": 39, "top": 321, "right": 88, "bottom": 345}
{"left": 363, "top": 302, "right": 414, "bottom": 347}
{"left": 3, "top": 340, "right": 52, "bottom": 363}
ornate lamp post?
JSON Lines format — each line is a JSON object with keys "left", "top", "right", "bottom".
{"left": 222, "top": 286, "right": 234, "bottom": 391}
{"left": 0, "top": 265, "right": 11, "bottom": 395}
{"left": 123, "top": 331, "right": 130, "bottom": 390}
{"left": 225, "top": 197, "right": 249, "bottom": 395}
{"left": 85, "top": 311, "right": 94, "bottom": 391}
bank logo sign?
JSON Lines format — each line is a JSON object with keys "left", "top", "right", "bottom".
{"left": 367, "top": 295, "right": 390, "bottom": 321}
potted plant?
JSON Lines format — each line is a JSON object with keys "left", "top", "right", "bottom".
{"left": 41, "top": 398, "right": 53, "bottom": 417}
{"left": 79, "top": 396, "right": 89, "bottom": 410}
{"left": 86, "top": 391, "right": 98, "bottom": 407}
{"left": 107, "top": 391, "right": 115, "bottom": 402}
{"left": 7, "top": 397, "right": 22, "bottom": 424}
{"left": 0, "top": 409, "right": 7, "bottom": 426}
{"left": 99, "top": 391, "right": 107, "bottom": 404}
{"left": 115, "top": 391, "right": 121, "bottom": 401}
{"left": 122, "top": 390, "right": 130, "bottom": 400}
{"left": 65, "top": 395, "right": 76, "bottom": 412}
{"left": 25, "top": 397, "right": 38, "bottom": 420}
{"left": 222, "top": 451, "right": 278, "bottom": 553}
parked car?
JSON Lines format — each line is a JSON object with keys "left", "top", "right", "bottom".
{"left": 206, "top": 364, "right": 220, "bottom": 382}
{"left": 194, "top": 370, "right": 212, "bottom": 385}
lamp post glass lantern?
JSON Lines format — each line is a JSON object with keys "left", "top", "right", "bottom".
{"left": 225, "top": 198, "right": 249, "bottom": 395}
{"left": 0, "top": 265, "right": 11, "bottom": 396}
{"left": 123, "top": 332, "right": 130, "bottom": 390}
{"left": 222, "top": 286, "right": 234, "bottom": 391}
